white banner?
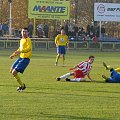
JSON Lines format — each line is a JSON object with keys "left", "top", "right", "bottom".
{"left": 94, "top": 3, "right": 120, "bottom": 22}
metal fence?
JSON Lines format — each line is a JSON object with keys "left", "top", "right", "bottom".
{"left": 1, "top": 38, "right": 120, "bottom": 51}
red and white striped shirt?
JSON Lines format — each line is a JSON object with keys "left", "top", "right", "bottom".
{"left": 77, "top": 61, "right": 92, "bottom": 75}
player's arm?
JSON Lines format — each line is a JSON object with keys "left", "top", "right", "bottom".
{"left": 69, "top": 65, "right": 78, "bottom": 70}
{"left": 9, "top": 48, "right": 20, "bottom": 59}
{"left": 55, "top": 35, "right": 59, "bottom": 47}
{"left": 87, "top": 74, "right": 95, "bottom": 82}
{"left": 87, "top": 74, "right": 92, "bottom": 81}
{"left": 69, "top": 62, "right": 85, "bottom": 70}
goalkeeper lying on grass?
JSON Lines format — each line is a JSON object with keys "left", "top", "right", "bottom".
{"left": 102, "top": 62, "right": 120, "bottom": 83}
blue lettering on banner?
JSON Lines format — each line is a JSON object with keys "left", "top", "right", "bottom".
{"left": 33, "top": 5, "right": 66, "bottom": 13}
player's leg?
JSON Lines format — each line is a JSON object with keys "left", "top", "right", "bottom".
{"left": 10, "top": 58, "right": 19, "bottom": 73}
{"left": 55, "top": 46, "right": 61, "bottom": 66}
{"left": 12, "top": 69, "right": 24, "bottom": 87}
{"left": 56, "top": 72, "right": 74, "bottom": 81}
{"left": 12, "top": 58, "right": 30, "bottom": 91}
{"left": 62, "top": 54, "right": 65, "bottom": 66}
{"left": 102, "top": 75, "right": 110, "bottom": 82}
{"left": 102, "top": 68, "right": 119, "bottom": 83}
{"left": 66, "top": 78, "right": 86, "bottom": 82}
{"left": 62, "top": 47, "right": 66, "bottom": 66}
{"left": 55, "top": 53, "right": 60, "bottom": 66}
{"left": 103, "top": 62, "right": 112, "bottom": 70}
{"left": 10, "top": 58, "right": 23, "bottom": 87}
{"left": 9, "top": 67, "right": 13, "bottom": 73}
{"left": 115, "top": 67, "right": 120, "bottom": 72}
{"left": 65, "top": 70, "right": 86, "bottom": 82}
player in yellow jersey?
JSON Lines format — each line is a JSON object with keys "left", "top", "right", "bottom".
{"left": 55, "top": 29, "right": 69, "bottom": 66}
{"left": 9, "top": 28, "right": 32, "bottom": 92}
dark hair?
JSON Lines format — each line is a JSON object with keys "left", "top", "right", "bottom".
{"left": 61, "top": 26, "right": 64, "bottom": 30}
{"left": 89, "top": 56, "right": 95, "bottom": 59}
{"left": 23, "top": 27, "right": 28, "bottom": 31}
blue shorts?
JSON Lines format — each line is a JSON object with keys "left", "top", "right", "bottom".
{"left": 57, "top": 46, "right": 66, "bottom": 54}
{"left": 12, "top": 57, "right": 30, "bottom": 73}
{"left": 109, "top": 69, "right": 120, "bottom": 83}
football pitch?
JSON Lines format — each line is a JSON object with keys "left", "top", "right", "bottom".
{"left": 0, "top": 50, "right": 120, "bottom": 120}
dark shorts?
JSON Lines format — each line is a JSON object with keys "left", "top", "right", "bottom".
{"left": 57, "top": 46, "right": 66, "bottom": 54}
{"left": 12, "top": 57, "right": 30, "bottom": 73}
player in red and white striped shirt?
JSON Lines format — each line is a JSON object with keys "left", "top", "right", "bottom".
{"left": 56, "top": 56, "right": 95, "bottom": 82}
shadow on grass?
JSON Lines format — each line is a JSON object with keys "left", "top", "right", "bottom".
{"left": 41, "top": 113, "right": 108, "bottom": 120}
{"left": 26, "top": 89, "right": 120, "bottom": 99}
{"left": 60, "top": 80, "right": 107, "bottom": 83}
{"left": 0, "top": 84, "right": 16, "bottom": 87}
{"left": 59, "top": 80, "right": 120, "bottom": 84}
{"left": 0, "top": 112, "right": 108, "bottom": 120}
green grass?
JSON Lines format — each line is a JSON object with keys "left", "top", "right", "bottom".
{"left": 0, "top": 50, "right": 120, "bottom": 120}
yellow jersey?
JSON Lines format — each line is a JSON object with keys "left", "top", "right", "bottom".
{"left": 17, "top": 37, "right": 32, "bottom": 58}
{"left": 55, "top": 34, "right": 69, "bottom": 46}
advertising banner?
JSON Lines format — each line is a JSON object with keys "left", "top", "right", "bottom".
{"left": 94, "top": 3, "right": 120, "bottom": 22}
{"left": 28, "top": 0, "right": 70, "bottom": 20}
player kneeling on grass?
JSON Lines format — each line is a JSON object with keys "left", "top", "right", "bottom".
{"left": 56, "top": 56, "right": 95, "bottom": 82}
{"left": 102, "top": 62, "right": 120, "bottom": 83}
{"left": 9, "top": 28, "right": 32, "bottom": 92}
